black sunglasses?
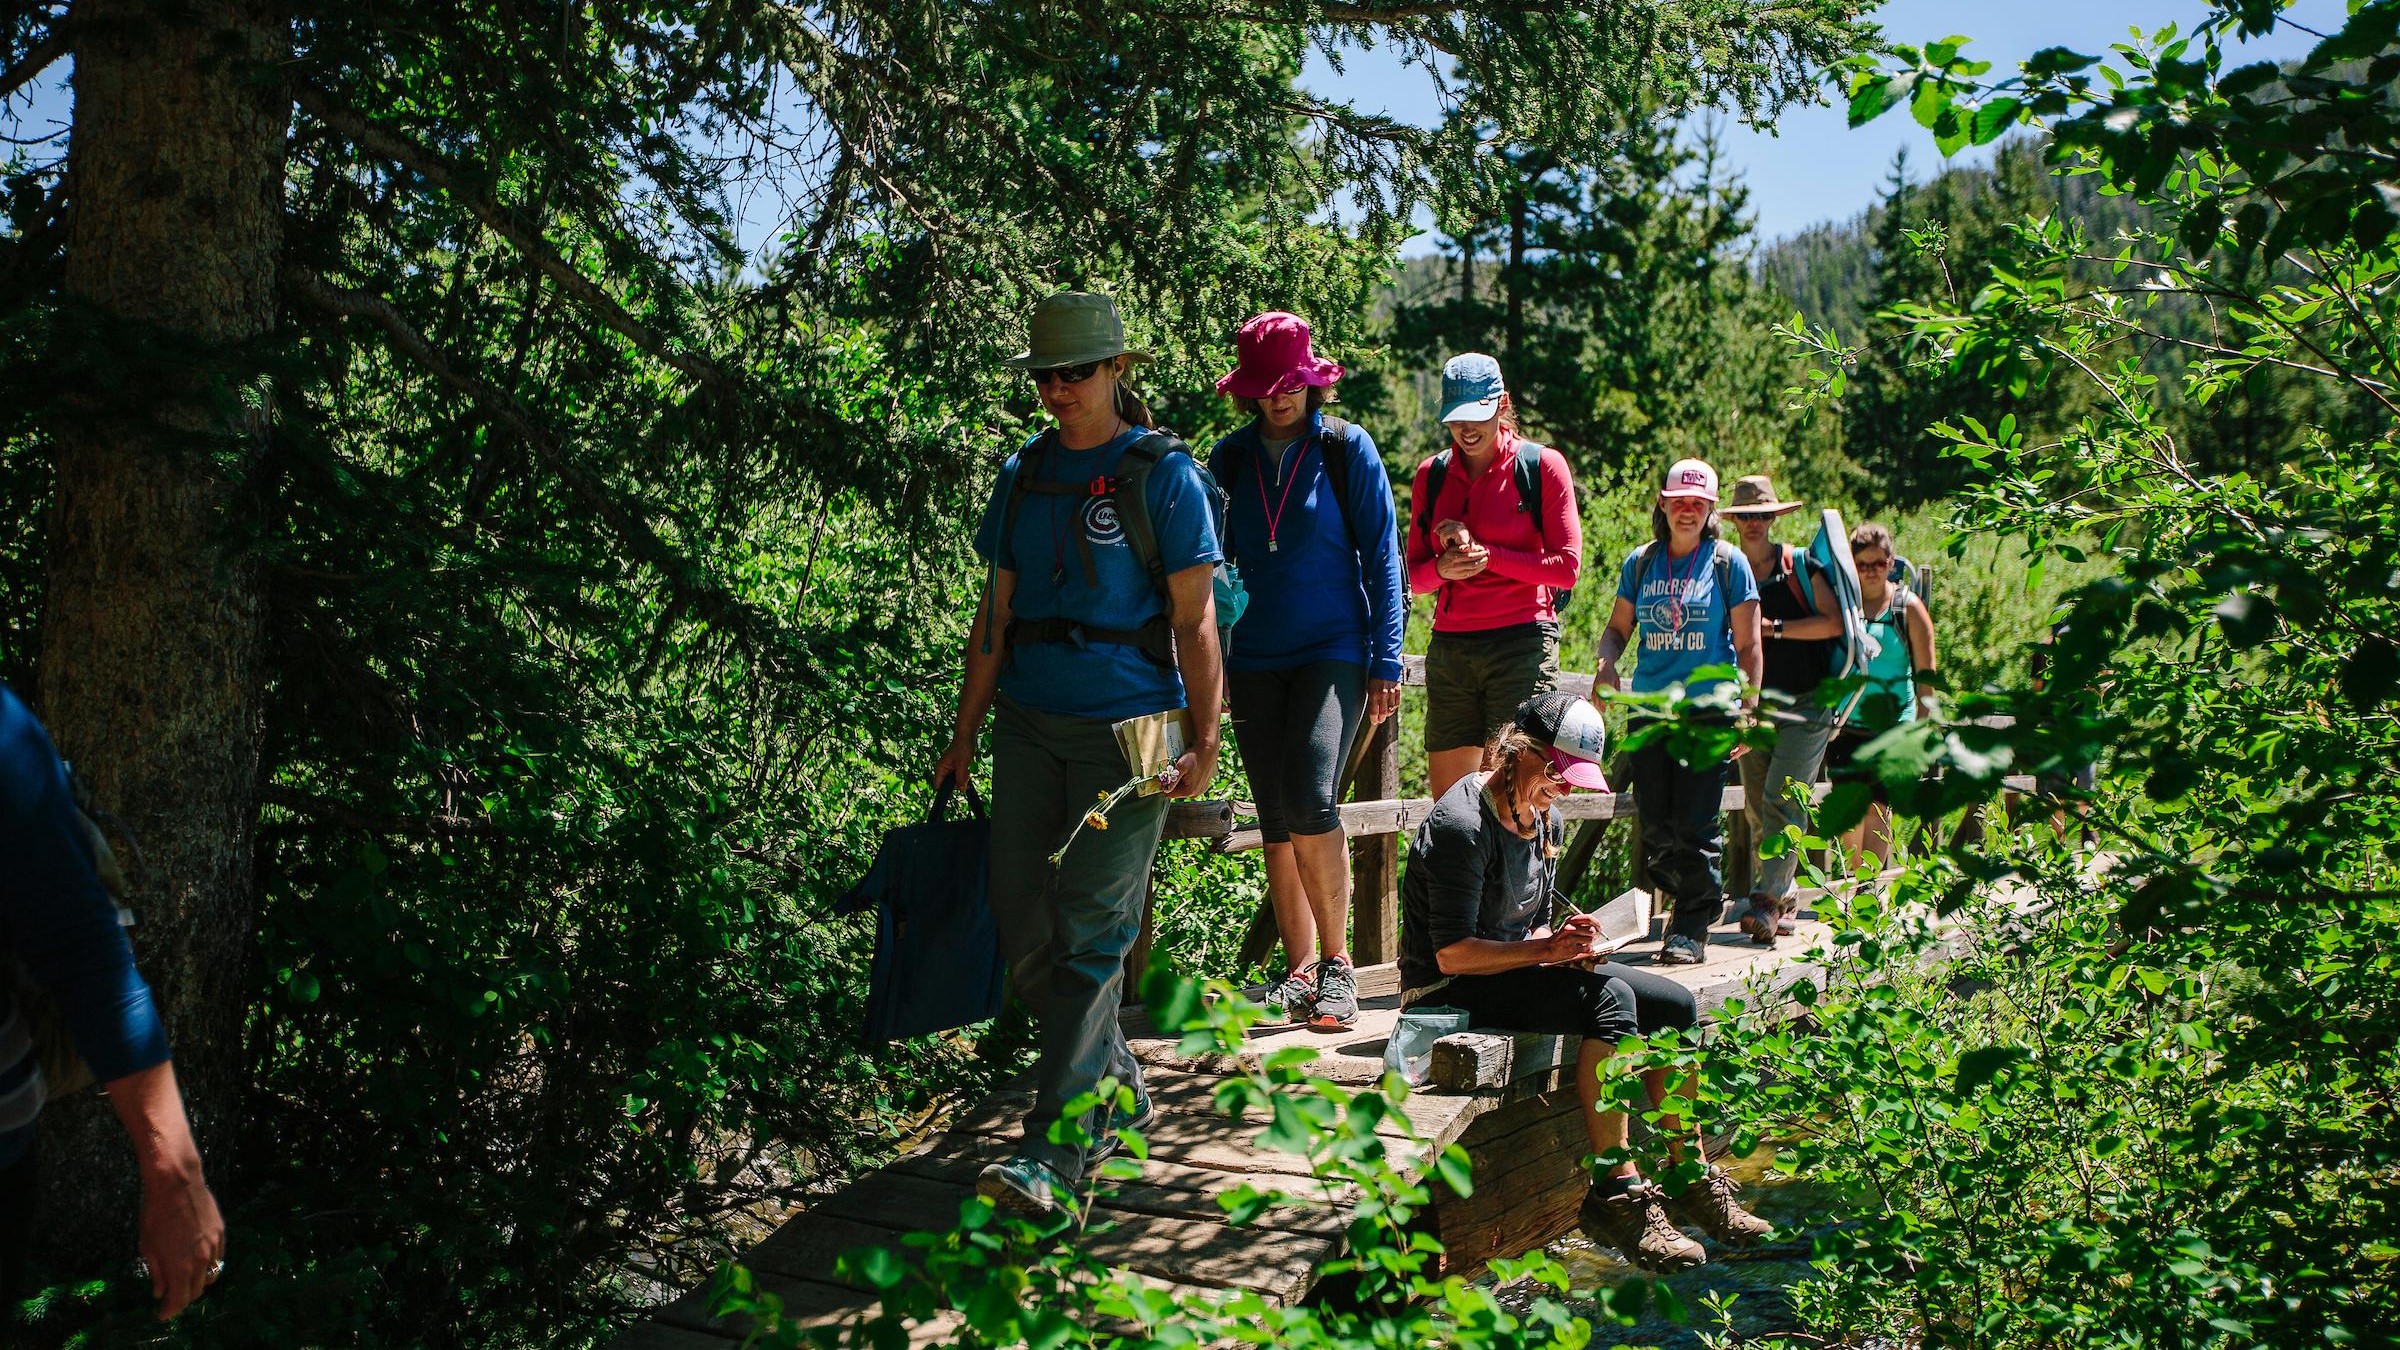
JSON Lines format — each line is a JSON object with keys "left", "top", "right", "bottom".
{"left": 1030, "top": 360, "right": 1104, "bottom": 387}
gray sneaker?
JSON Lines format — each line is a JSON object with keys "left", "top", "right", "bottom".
{"left": 1260, "top": 965, "right": 1316, "bottom": 1024}
{"left": 1310, "top": 955, "right": 1359, "bottom": 1029}
{"left": 1660, "top": 934, "right": 1707, "bottom": 965}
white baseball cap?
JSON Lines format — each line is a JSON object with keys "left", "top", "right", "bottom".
{"left": 1661, "top": 458, "right": 1719, "bottom": 501}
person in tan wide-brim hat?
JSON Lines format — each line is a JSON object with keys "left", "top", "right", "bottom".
{"left": 1722, "top": 472, "right": 1841, "bottom": 949}
{"left": 1718, "top": 474, "right": 1806, "bottom": 517}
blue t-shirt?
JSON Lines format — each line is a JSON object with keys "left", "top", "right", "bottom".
{"left": 974, "top": 428, "right": 1223, "bottom": 722}
{"left": 1613, "top": 540, "right": 1760, "bottom": 695}
{"left": 1207, "top": 414, "right": 1405, "bottom": 681}
{"left": 0, "top": 684, "right": 170, "bottom": 1167}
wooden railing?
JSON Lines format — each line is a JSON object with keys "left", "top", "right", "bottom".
{"left": 1130, "top": 652, "right": 2031, "bottom": 991}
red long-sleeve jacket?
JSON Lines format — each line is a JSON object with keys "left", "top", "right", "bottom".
{"left": 1405, "top": 436, "right": 1582, "bottom": 632}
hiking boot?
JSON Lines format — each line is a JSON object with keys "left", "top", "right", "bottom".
{"left": 1085, "top": 1075, "right": 1155, "bottom": 1167}
{"left": 1676, "top": 1165, "right": 1773, "bottom": 1247}
{"left": 1259, "top": 964, "right": 1317, "bottom": 1024}
{"left": 1737, "top": 899, "right": 1778, "bottom": 947}
{"left": 1578, "top": 1179, "right": 1707, "bottom": 1273}
{"left": 977, "top": 1155, "right": 1070, "bottom": 1218}
{"left": 1660, "top": 934, "right": 1707, "bottom": 965}
{"left": 1310, "top": 955, "right": 1359, "bottom": 1030}
{"left": 1776, "top": 898, "right": 1798, "bottom": 936}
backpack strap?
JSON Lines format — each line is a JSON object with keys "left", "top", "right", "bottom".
{"left": 1413, "top": 449, "right": 1453, "bottom": 554}
{"left": 1112, "top": 431, "right": 1186, "bottom": 605}
{"left": 1779, "top": 543, "right": 1810, "bottom": 612}
{"left": 1511, "top": 441, "right": 1546, "bottom": 545}
{"left": 1318, "top": 415, "right": 1359, "bottom": 551}
{"left": 1714, "top": 541, "right": 1737, "bottom": 637}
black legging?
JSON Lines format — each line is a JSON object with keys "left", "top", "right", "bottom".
{"left": 1227, "top": 660, "right": 1366, "bottom": 843}
{"left": 1433, "top": 961, "right": 1699, "bottom": 1045}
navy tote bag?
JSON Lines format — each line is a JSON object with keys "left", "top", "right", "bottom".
{"left": 838, "top": 783, "right": 1004, "bottom": 1042}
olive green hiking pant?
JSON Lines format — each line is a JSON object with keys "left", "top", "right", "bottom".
{"left": 989, "top": 695, "right": 1167, "bottom": 1182}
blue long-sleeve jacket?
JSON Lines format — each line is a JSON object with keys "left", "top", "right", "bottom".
{"left": 0, "top": 684, "right": 169, "bottom": 1165}
{"left": 1208, "top": 411, "right": 1406, "bottom": 681}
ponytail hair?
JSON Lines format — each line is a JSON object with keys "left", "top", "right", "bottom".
{"left": 1479, "top": 724, "right": 1558, "bottom": 858}
{"left": 1113, "top": 375, "right": 1156, "bottom": 430}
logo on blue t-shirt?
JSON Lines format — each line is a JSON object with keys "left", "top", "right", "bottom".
{"left": 1082, "top": 496, "right": 1125, "bottom": 547}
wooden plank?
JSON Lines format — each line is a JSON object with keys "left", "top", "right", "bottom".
{"left": 610, "top": 1323, "right": 747, "bottom": 1348}
{"left": 1351, "top": 711, "right": 1401, "bottom": 964}
{"left": 741, "top": 1212, "right": 919, "bottom": 1287}
{"left": 658, "top": 1266, "right": 872, "bottom": 1337}
{"left": 887, "top": 1131, "right": 1355, "bottom": 1235}
{"left": 1163, "top": 797, "right": 1235, "bottom": 840}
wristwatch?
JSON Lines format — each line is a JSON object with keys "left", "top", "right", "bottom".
{"left": 1769, "top": 618, "right": 1785, "bottom": 638}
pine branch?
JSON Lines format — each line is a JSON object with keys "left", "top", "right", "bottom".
{"left": 0, "top": 24, "right": 67, "bottom": 105}
{"left": 284, "top": 264, "right": 798, "bottom": 667}
{"left": 259, "top": 784, "right": 503, "bottom": 837}
{"left": 292, "top": 81, "right": 737, "bottom": 398}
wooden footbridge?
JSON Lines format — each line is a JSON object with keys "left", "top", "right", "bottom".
{"left": 615, "top": 657, "right": 2034, "bottom": 1348}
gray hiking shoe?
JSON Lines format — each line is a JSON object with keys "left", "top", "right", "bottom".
{"left": 1260, "top": 965, "right": 1316, "bottom": 1024}
{"left": 977, "top": 1155, "right": 1070, "bottom": 1218}
{"left": 1579, "top": 1179, "right": 1707, "bottom": 1272}
{"left": 1675, "top": 1165, "right": 1773, "bottom": 1247}
{"left": 1084, "top": 1074, "right": 1155, "bottom": 1168}
{"left": 1310, "top": 955, "right": 1359, "bottom": 1029}
{"left": 1660, "top": 934, "right": 1707, "bottom": 965}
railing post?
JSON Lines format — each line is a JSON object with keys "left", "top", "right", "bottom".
{"left": 1350, "top": 712, "right": 1401, "bottom": 965}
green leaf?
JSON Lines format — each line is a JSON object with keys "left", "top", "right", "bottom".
{"left": 2025, "top": 46, "right": 2101, "bottom": 76}
{"left": 1847, "top": 76, "right": 1900, "bottom": 128}
{"left": 1435, "top": 1144, "right": 1475, "bottom": 1198}
{"left": 1143, "top": 967, "right": 1203, "bottom": 1036}
{"left": 1910, "top": 75, "right": 1950, "bottom": 130}
{"left": 1952, "top": 1044, "right": 2029, "bottom": 1095}
{"left": 2213, "top": 592, "right": 2279, "bottom": 649}
{"left": 1970, "top": 96, "right": 2022, "bottom": 145}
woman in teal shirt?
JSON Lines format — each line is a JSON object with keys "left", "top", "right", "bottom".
{"left": 1826, "top": 521, "right": 1938, "bottom": 871}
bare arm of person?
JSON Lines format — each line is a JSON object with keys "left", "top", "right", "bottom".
{"left": 1732, "top": 598, "right": 1763, "bottom": 711}
{"left": 1165, "top": 562, "right": 1222, "bottom": 800}
{"left": 1435, "top": 928, "right": 1600, "bottom": 976}
{"left": 1593, "top": 596, "right": 1636, "bottom": 695}
{"left": 933, "top": 570, "right": 1014, "bottom": 791}
{"left": 1778, "top": 570, "right": 1844, "bottom": 640}
{"left": 105, "top": 1060, "right": 224, "bottom": 1321}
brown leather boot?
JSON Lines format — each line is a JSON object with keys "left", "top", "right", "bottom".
{"left": 1579, "top": 1179, "right": 1707, "bottom": 1272}
{"left": 1675, "top": 1164, "right": 1773, "bottom": 1247}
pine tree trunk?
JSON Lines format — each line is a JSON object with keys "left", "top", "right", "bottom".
{"left": 34, "top": 0, "right": 286, "bottom": 1262}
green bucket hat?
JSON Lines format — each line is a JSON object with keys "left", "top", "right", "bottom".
{"left": 1001, "top": 291, "right": 1155, "bottom": 369}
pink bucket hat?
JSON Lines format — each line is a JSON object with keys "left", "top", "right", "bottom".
{"left": 1215, "top": 312, "right": 1344, "bottom": 400}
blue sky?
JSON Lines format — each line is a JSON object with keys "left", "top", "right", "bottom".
{"left": 1302, "top": 0, "right": 2353, "bottom": 251}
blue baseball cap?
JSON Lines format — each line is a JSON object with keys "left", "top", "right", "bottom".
{"left": 1439, "top": 352, "right": 1506, "bottom": 423}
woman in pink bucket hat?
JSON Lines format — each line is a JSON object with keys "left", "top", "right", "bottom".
{"left": 1206, "top": 312, "right": 1404, "bottom": 1031}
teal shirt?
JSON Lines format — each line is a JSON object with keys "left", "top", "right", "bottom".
{"left": 1857, "top": 594, "right": 1920, "bottom": 728}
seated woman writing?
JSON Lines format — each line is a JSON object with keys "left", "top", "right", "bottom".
{"left": 1397, "top": 690, "right": 1769, "bottom": 1272}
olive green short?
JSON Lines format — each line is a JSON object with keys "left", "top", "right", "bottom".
{"left": 1422, "top": 622, "right": 1561, "bottom": 754}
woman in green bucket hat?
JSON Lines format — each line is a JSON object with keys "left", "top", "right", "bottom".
{"left": 933, "top": 291, "right": 1224, "bottom": 1217}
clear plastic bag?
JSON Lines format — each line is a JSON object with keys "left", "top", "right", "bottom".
{"left": 1383, "top": 1005, "right": 1471, "bottom": 1086}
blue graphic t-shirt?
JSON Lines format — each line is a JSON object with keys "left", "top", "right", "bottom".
{"left": 974, "top": 428, "right": 1224, "bottom": 722}
{"left": 1613, "top": 540, "right": 1760, "bottom": 696}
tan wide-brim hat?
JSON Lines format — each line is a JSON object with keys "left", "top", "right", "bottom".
{"left": 1000, "top": 291, "right": 1156, "bottom": 369}
{"left": 1720, "top": 474, "right": 1805, "bottom": 516}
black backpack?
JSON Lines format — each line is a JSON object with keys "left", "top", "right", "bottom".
{"left": 992, "top": 429, "right": 1234, "bottom": 665}
{"left": 1412, "top": 440, "right": 1575, "bottom": 613}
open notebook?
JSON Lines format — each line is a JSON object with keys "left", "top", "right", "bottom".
{"left": 1590, "top": 887, "right": 1650, "bottom": 946}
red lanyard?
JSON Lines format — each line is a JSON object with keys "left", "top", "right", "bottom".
{"left": 1255, "top": 435, "right": 1312, "bottom": 554}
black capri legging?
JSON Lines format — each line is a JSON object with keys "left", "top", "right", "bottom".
{"left": 1227, "top": 660, "right": 1366, "bottom": 843}
{"left": 1434, "top": 961, "right": 1699, "bottom": 1045}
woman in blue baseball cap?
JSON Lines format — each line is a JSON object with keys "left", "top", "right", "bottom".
{"left": 1405, "top": 353, "right": 1584, "bottom": 803}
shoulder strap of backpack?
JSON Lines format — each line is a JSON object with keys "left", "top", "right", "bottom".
{"left": 1317, "top": 415, "right": 1360, "bottom": 550}
{"left": 1714, "top": 540, "right": 1737, "bottom": 634}
{"left": 1779, "top": 543, "right": 1811, "bottom": 611}
{"left": 1414, "top": 449, "right": 1453, "bottom": 552}
{"left": 1113, "top": 431, "right": 1191, "bottom": 604}
{"left": 1511, "top": 441, "right": 1546, "bottom": 545}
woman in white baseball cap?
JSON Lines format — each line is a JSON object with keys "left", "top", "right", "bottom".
{"left": 1593, "top": 458, "right": 1763, "bottom": 966}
